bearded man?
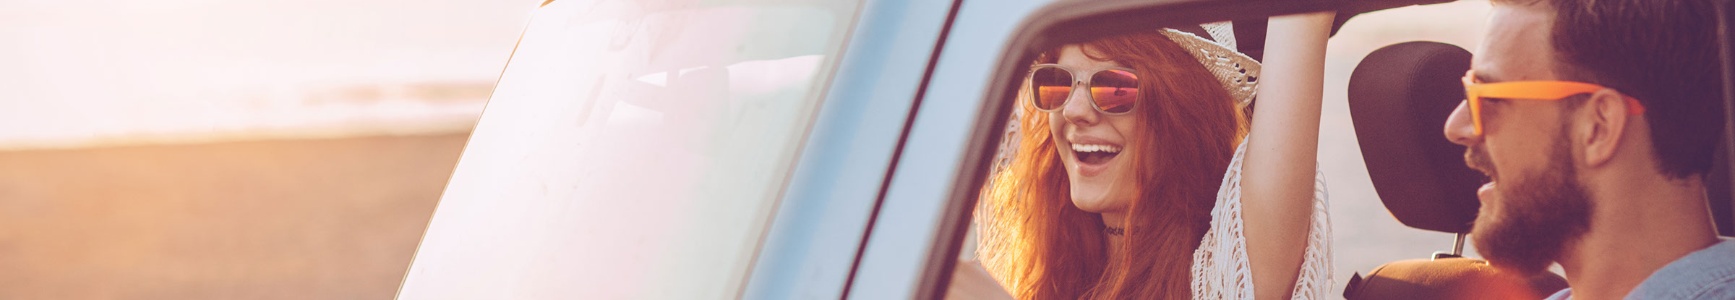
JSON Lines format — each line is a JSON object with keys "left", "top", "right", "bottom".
{"left": 1442, "top": 0, "right": 1731, "bottom": 299}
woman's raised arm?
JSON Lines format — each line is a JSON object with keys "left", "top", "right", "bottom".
{"left": 1237, "top": 11, "right": 1335, "bottom": 300}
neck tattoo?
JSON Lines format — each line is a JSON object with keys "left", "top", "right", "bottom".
{"left": 1104, "top": 226, "right": 1125, "bottom": 236}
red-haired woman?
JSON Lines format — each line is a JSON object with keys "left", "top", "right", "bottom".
{"left": 968, "top": 14, "right": 1335, "bottom": 300}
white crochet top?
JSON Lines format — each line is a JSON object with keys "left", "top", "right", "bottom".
{"left": 1190, "top": 138, "right": 1333, "bottom": 299}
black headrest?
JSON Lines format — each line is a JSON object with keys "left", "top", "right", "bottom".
{"left": 1348, "top": 41, "right": 1479, "bottom": 234}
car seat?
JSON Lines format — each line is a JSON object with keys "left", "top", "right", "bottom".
{"left": 1341, "top": 41, "right": 1569, "bottom": 299}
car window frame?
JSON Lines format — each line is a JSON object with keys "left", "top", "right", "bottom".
{"left": 739, "top": 0, "right": 964, "bottom": 298}
{"left": 848, "top": 0, "right": 1348, "bottom": 298}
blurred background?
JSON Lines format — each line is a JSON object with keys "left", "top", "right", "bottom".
{"left": 1, "top": 0, "right": 538, "bottom": 298}
{"left": 0, "top": 0, "right": 1492, "bottom": 299}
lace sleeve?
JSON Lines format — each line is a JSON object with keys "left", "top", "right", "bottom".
{"left": 1191, "top": 138, "right": 1333, "bottom": 300}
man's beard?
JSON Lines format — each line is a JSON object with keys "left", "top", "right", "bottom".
{"left": 1467, "top": 132, "right": 1594, "bottom": 276}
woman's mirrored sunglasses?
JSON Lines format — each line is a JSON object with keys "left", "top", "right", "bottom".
{"left": 1027, "top": 64, "right": 1142, "bottom": 114}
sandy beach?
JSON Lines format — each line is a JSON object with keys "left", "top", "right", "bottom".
{"left": 0, "top": 133, "right": 466, "bottom": 299}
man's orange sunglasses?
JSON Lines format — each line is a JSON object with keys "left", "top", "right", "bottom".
{"left": 1462, "top": 70, "right": 1646, "bottom": 135}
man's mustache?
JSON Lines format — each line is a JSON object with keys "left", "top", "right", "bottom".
{"left": 1466, "top": 145, "right": 1498, "bottom": 181}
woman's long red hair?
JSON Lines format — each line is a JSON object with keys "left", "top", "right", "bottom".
{"left": 979, "top": 32, "right": 1244, "bottom": 299}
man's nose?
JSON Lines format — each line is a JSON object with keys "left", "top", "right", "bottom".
{"left": 1444, "top": 100, "right": 1480, "bottom": 146}
{"left": 1060, "top": 85, "right": 1099, "bottom": 125}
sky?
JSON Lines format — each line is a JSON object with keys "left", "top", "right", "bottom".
{"left": 0, "top": 0, "right": 541, "bottom": 149}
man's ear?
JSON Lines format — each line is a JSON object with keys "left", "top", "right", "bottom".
{"left": 1580, "top": 89, "right": 1631, "bottom": 167}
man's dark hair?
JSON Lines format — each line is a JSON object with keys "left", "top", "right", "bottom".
{"left": 1534, "top": 0, "right": 1724, "bottom": 179}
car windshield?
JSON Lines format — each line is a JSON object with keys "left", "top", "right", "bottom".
{"left": 398, "top": 0, "right": 861, "bottom": 298}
